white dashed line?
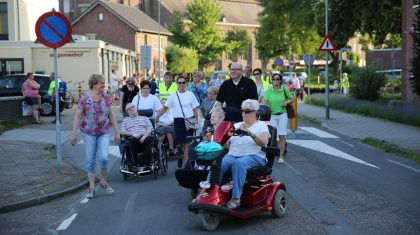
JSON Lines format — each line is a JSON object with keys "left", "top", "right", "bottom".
{"left": 80, "top": 198, "right": 89, "bottom": 204}
{"left": 56, "top": 213, "right": 78, "bottom": 230}
{"left": 299, "top": 127, "right": 339, "bottom": 138}
{"left": 388, "top": 160, "right": 420, "bottom": 174}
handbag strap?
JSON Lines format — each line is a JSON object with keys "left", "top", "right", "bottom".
{"left": 175, "top": 91, "right": 186, "bottom": 119}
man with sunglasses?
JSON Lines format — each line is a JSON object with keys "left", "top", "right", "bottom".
{"left": 215, "top": 62, "right": 258, "bottom": 110}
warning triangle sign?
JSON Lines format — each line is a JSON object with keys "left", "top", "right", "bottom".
{"left": 319, "top": 35, "right": 337, "bottom": 51}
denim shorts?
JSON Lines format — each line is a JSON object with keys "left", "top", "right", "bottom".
{"left": 83, "top": 133, "right": 110, "bottom": 173}
{"left": 25, "top": 97, "right": 39, "bottom": 105}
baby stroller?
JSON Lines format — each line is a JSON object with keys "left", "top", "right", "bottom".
{"left": 119, "top": 129, "right": 166, "bottom": 180}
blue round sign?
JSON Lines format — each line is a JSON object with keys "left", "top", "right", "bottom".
{"left": 276, "top": 58, "right": 284, "bottom": 66}
{"left": 35, "top": 12, "right": 72, "bottom": 48}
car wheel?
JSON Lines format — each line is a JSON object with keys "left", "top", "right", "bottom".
{"left": 40, "top": 101, "right": 53, "bottom": 116}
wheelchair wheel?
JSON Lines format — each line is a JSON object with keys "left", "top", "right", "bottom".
{"left": 159, "top": 143, "right": 168, "bottom": 175}
{"left": 123, "top": 173, "right": 128, "bottom": 181}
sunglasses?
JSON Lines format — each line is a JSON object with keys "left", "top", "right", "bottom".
{"left": 273, "top": 77, "right": 282, "bottom": 81}
{"left": 253, "top": 73, "right": 261, "bottom": 75}
{"left": 177, "top": 81, "right": 186, "bottom": 84}
{"left": 241, "top": 109, "right": 255, "bottom": 114}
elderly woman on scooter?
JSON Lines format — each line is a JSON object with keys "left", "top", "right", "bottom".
{"left": 221, "top": 99, "right": 270, "bottom": 209}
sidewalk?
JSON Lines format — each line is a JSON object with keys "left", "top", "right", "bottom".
{"left": 297, "top": 102, "right": 420, "bottom": 153}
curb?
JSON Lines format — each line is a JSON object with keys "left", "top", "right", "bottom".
{"left": 0, "top": 179, "right": 88, "bottom": 214}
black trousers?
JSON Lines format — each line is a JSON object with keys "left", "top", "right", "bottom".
{"left": 126, "top": 136, "right": 153, "bottom": 166}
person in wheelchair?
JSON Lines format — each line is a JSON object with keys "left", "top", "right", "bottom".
{"left": 219, "top": 99, "right": 270, "bottom": 209}
{"left": 121, "top": 103, "right": 154, "bottom": 172}
{"left": 155, "top": 98, "right": 176, "bottom": 156}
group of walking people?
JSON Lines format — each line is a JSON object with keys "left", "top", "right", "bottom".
{"left": 69, "top": 61, "right": 296, "bottom": 200}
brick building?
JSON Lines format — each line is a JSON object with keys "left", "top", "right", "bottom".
{"left": 71, "top": 0, "right": 171, "bottom": 78}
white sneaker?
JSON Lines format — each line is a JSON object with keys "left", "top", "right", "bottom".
{"left": 278, "top": 157, "right": 285, "bottom": 163}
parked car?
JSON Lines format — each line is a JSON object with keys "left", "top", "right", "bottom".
{"left": 209, "top": 70, "right": 229, "bottom": 85}
{"left": 0, "top": 74, "right": 66, "bottom": 116}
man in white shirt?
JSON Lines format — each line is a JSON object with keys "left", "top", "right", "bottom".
{"left": 110, "top": 69, "right": 121, "bottom": 92}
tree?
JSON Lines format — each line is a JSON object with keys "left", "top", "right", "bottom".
{"left": 224, "top": 29, "right": 251, "bottom": 61}
{"left": 256, "top": 0, "right": 319, "bottom": 62}
{"left": 168, "top": 0, "right": 225, "bottom": 68}
{"left": 411, "top": 1, "right": 420, "bottom": 96}
{"left": 165, "top": 45, "right": 198, "bottom": 74}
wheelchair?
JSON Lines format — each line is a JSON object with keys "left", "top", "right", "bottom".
{"left": 119, "top": 130, "right": 168, "bottom": 180}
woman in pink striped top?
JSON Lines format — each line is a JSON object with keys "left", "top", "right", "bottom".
{"left": 22, "top": 72, "right": 42, "bottom": 124}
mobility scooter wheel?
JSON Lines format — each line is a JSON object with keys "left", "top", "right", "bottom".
{"left": 190, "top": 188, "right": 198, "bottom": 199}
{"left": 271, "top": 189, "right": 287, "bottom": 218}
{"left": 123, "top": 173, "right": 128, "bottom": 181}
{"left": 199, "top": 211, "right": 220, "bottom": 231}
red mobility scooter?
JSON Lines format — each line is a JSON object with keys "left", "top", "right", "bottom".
{"left": 188, "top": 120, "right": 287, "bottom": 230}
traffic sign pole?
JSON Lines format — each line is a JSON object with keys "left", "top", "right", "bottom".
{"left": 53, "top": 48, "right": 62, "bottom": 171}
{"left": 308, "top": 55, "right": 311, "bottom": 97}
{"left": 35, "top": 10, "right": 72, "bottom": 172}
{"left": 325, "top": 0, "right": 330, "bottom": 119}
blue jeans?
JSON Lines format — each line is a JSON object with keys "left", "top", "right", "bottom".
{"left": 220, "top": 154, "right": 266, "bottom": 199}
{"left": 84, "top": 133, "right": 110, "bottom": 173}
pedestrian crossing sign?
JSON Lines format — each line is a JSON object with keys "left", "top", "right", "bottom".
{"left": 319, "top": 34, "right": 337, "bottom": 51}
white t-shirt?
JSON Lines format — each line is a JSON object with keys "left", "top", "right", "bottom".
{"left": 159, "top": 110, "right": 174, "bottom": 125}
{"left": 165, "top": 91, "right": 199, "bottom": 118}
{"left": 228, "top": 121, "right": 270, "bottom": 159}
{"left": 131, "top": 94, "right": 163, "bottom": 118}
{"left": 292, "top": 77, "right": 301, "bottom": 89}
{"left": 110, "top": 73, "right": 118, "bottom": 87}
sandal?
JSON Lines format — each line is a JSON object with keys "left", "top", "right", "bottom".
{"left": 227, "top": 199, "right": 241, "bottom": 209}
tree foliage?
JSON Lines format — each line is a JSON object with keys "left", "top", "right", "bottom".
{"left": 411, "top": 1, "right": 420, "bottom": 96}
{"left": 224, "top": 29, "right": 251, "bottom": 61}
{"left": 165, "top": 45, "right": 198, "bottom": 74}
{"left": 350, "top": 65, "right": 386, "bottom": 101}
{"left": 257, "top": 0, "right": 402, "bottom": 65}
{"left": 168, "top": 0, "right": 225, "bottom": 68}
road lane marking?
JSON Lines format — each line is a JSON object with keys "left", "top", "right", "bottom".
{"left": 109, "top": 146, "right": 121, "bottom": 158}
{"left": 117, "top": 193, "right": 138, "bottom": 234}
{"left": 335, "top": 139, "right": 355, "bottom": 147}
{"left": 288, "top": 140, "right": 379, "bottom": 169}
{"left": 56, "top": 213, "right": 77, "bottom": 230}
{"left": 80, "top": 198, "right": 89, "bottom": 204}
{"left": 388, "top": 160, "right": 420, "bottom": 174}
{"left": 299, "top": 127, "right": 339, "bottom": 138}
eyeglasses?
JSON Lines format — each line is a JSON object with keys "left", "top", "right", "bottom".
{"left": 241, "top": 109, "right": 255, "bottom": 114}
{"left": 127, "top": 106, "right": 135, "bottom": 110}
{"left": 253, "top": 73, "right": 261, "bottom": 75}
{"left": 273, "top": 77, "right": 282, "bottom": 81}
{"left": 177, "top": 82, "right": 186, "bottom": 84}
{"left": 230, "top": 68, "right": 242, "bottom": 71}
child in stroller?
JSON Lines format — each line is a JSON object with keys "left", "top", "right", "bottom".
{"left": 120, "top": 103, "right": 154, "bottom": 174}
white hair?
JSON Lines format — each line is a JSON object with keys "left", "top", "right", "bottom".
{"left": 241, "top": 99, "right": 259, "bottom": 111}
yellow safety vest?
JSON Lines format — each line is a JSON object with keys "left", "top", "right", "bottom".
{"left": 251, "top": 77, "right": 269, "bottom": 90}
{"left": 48, "top": 79, "right": 61, "bottom": 96}
{"left": 158, "top": 82, "right": 178, "bottom": 100}
{"left": 342, "top": 78, "right": 350, "bottom": 89}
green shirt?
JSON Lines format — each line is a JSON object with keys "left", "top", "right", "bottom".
{"left": 48, "top": 79, "right": 61, "bottom": 96}
{"left": 263, "top": 85, "right": 294, "bottom": 114}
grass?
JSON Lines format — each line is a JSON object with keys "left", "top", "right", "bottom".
{"left": 305, "top": 93, "right": 420, "bottom": 128}
{"left": 0, "top": 121, "right": 28, "bottom": 135}
{"left": 362, "top": 138, "right": 420, "bottom": 163}
{"left": 298, "top": 114, "right": 322, "bottom": 126}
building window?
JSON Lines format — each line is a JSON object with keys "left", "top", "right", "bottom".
{"left": 98, "top": 13, "right": 103, "bottom": 21}
{"left": 160, "top": 36, "right": 163, "bottom": 49}
{"left": 144, "top": 35, "right": 147, "bottom": 45}
{"left": 153, "top": 36, "right": 158, "bottom": 49}
{"left": 118, "top": 0, "right": 124, "bottom": 4}
{"left": 139, "top": 0, "right": 145, "bottom": 11}
{"left": 86, "top": 33, "right": 96, "bottom": 40}
{"left": 0, "top": 3, "right": 8, "bottom": 40}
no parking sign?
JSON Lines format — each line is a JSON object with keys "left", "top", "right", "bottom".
{"left": 35, "top": 11, "right": 72, "bottom": 48}
{"left": 35, "top": 10, "right": 72, "bottom": 171}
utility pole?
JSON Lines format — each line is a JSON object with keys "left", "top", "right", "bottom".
{"left": 324, "top": 0, "right": 330, "bottom": 119}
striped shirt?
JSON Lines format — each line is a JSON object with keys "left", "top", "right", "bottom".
{"left": 121, "top": 116, "right": 152, "bottom": 135}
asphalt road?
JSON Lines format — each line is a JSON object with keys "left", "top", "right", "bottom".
{"left": 1, "top": 122, "right": 419, "bottom": 234}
